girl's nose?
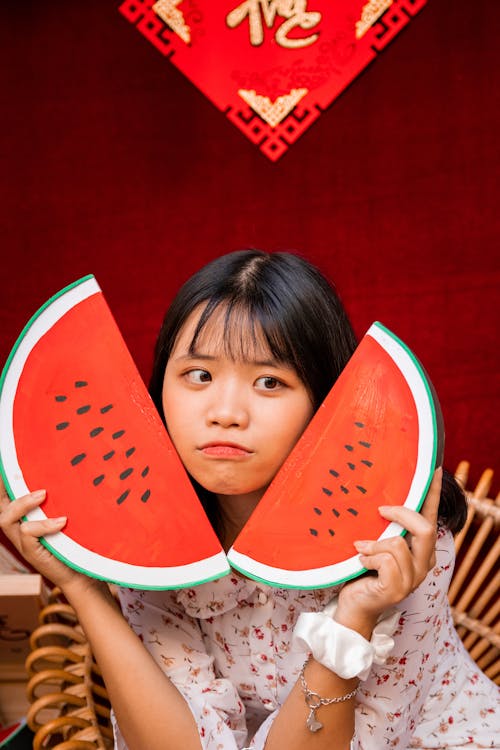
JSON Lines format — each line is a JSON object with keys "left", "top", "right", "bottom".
{"left": 206, "top": 382, "right": 249, "bottom": 429}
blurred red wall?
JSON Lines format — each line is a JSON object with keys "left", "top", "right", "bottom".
{"left": 1, "top": 0, "right": 498, "bottom": 492}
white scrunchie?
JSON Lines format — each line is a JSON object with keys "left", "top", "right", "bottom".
{"left": 292, "top": 596, "right": 400, "bottom": 681}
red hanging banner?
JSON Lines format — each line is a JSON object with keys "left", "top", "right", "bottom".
{"left": 119, "top": 0, "right": 427, "bottom": 160}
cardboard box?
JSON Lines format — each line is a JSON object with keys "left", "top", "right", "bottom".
{"left": 0, "top": 573, "right": 47, "bottom": 725}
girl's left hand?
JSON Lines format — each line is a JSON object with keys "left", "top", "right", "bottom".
{"left": 336, "top": 468, "right": 442, "bottom": 631}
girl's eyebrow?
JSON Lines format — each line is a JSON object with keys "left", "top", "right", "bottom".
{"left": 177, "top": 351, "right": 285, "bottom": 368}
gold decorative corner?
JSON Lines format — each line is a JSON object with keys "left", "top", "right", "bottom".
{"left": 355, "top": 0, "right": 393, "bottom": 39}
{"left": 152, "top": 0, "right": 191, "bottom": 44}
{"left": 237, "top": 88, "right": 309, "bottom": 128}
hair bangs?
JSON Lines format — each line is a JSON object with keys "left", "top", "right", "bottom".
{"left": 188, "top": 297, "right": 299, "bottom": 370}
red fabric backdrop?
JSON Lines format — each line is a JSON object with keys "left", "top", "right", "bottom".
{"left": 1, "top": 1, "right": 498, "bottom": 493}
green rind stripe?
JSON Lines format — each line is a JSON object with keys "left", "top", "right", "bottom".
{"left": 227, "top": 320, "right": 439, "bottom": 588}
{"left": 0, "top": 275, "right": 95, "bottom": 501}
{"left": 229, "top": 559, "right": 369, "bottom": 591}
{"left": 0, "top": 274, "right": 231, "bottom": 590}
{"left": 372, "top": 321, "right": 439, "bottom": 514}
{"left": 38, "top": 534, "right": 230, "bottom": 590}
{"left": 0, "top": 719, "right": 28, "bottom": 748}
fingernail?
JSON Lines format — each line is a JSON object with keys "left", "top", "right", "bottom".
{"left": 49, "top": 516, "right": 67, "bottom": 526}
{"left": 31, "top": 490, "right": 46, "bottom": 500}
{"left": 353, "top": 540, "right": 369, "bottom": 550}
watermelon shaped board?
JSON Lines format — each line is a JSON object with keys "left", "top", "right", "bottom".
{"left": 227, "top": 322, "right": 444, "bottom": 589}
{"left": 0, "top": 276, "right": 229, "bottom": 589}
{"left": 0, "top": 719, "right": 33, "bottom": 748}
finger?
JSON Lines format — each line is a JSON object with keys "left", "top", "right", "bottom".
{"left": 355, "top": 536, "right": 415, "bottom": 591}
{"left": 419, "top": 467, "right": 442, "bottom": 526}
{"left": 0, "top": 478, "right": 11, "bottom": 507}
{"left": 354, "top": 535, "right": 413, "bottom": 560}
{"left": 377, "top": 503, "right": 436, "bottom": 575}
{"left": 378, "top": 468, "right": 442, "bottom": 531}
{"left": 19, "top": 517, "right": 67, "bottom": 539}
{"left": 378, "top": 503, "right": 435, "bottom": 537}
{"left": 386, "top": 470, "right": 441, "bottom": 576}
{"left": 0, "top": 489, "right": 46, "bottom": 517}
{"left": 378, "top": 509, "right": 436, "bottom": 574}
{"left": 356, "top": 549, "right": 412, "bottom": 601}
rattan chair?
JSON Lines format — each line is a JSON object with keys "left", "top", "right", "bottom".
{"left": 25, "top": 593, "right": 113, "bottom": 749}
{"left": 25, "top": 461, "right": 499, "bottom": 748}
{"left": 449, "top": 461, "right": 500, "bottom": 684}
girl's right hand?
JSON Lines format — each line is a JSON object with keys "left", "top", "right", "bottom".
{"left": 335, "top": 468, "right": 442, "bottom": 635}
{"left": 0, "top": 480, "right": 85, "bottom": 590}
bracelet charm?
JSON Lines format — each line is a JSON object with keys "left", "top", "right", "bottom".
{"left": 299, "top": 658, "right": 358, "bottom": 733}
{"left": 305, "top": 692, "right": 325, "bottom": 732}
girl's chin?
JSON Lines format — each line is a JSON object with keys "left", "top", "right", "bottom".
{"left": 209, "top": 486, "right": 264, "bottom": 500}
{"left": 196, "top": 478, "right": 266, "bottom": 501}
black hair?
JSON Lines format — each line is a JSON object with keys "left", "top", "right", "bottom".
{"left": 149, "top": 249, "right": 466, "bottom": 536}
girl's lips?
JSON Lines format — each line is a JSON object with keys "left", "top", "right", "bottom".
{"left": 199, "top": 443, "right": 252, "bottom": 457}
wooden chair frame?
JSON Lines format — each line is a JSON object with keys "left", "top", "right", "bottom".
{"left": 25, "top": 598, "right": 113, "bottom": 749}
{"left": 449, "top": 461, "right": 500, "bottom": 683}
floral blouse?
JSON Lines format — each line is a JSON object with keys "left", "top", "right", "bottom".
{"left": 113, "top": 528, "right": 499, "bottom": 749}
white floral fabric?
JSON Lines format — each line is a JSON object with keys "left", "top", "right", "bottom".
{"left": 112, "top": 528, "right": 499, "bottom": 749}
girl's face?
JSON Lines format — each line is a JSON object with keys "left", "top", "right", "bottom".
{"left": 162, "top": 305, "right": 314, "bottom": 504}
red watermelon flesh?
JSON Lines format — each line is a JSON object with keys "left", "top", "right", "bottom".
{"left": 0, "top": 276, "right": 228, "bottom": 589}
{"left": 227, "top": 322, "right": 442, "bottom": 589}
{"left": 0, "top": 719, "right": 32, "bottom": 748}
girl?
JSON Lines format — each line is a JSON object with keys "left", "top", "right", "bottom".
{"left": 1, "top": 250, "right": 498, "bottom": 750}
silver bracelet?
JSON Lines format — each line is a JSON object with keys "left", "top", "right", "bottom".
{"left": 299, "top": 657, "right": 358, "bottom": 733}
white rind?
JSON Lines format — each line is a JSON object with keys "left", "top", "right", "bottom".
{"left": 0, "top": 277, "right": 101, "bottom": 500}
{"left": 0, "top": 277, "right": 230, "bottom": 589}
{"left": 227, "top": 321, "right": 437, "bottom": 589}
{"left": 30, "top": 504, "right": 230, "bottom": 588}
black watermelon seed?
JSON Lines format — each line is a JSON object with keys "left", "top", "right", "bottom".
{"left": 345, "top": 444, "right": 354, "bottom": 451}
{"left": 141, "top": 489, "right": 151, "bottom": 503}
{"left": 116, "top": 489, "right": 130, "bottom": 505}
{"left": 55, "top": 395, "right": 67, "bottom": 402}
{"left": 103, "top": 450, "right": 115, "bottom": 461}
{"left": 347, "top": 508, "right": 358, "bottom": 516}
{"left": 75, "top": 381, "right": 88, "bottom": 388}
{"left": 340, "top": 486, "right": 349, "bottom": 494}
{"left": 354, "top": 421, "right": 365, "bottom": 428}
{"left": 347, "top": 462, "right": 355, "bottom": 470}
{"left": 332, "top": 508, "right": 340, "bottom": 517}
{"left": 309, "top": 528, "right": 318, "bottom": 537}
{"left": 93, "top": 475, "right": 105, "bottom": 486}
{"left": 125, "top": 447, "right": 136, "bottom": 458}
{"left": 329, "top": 469, "right": 339, "bottom": 477}
{"left": 100, "top": 404, "right": 113, "bottom": 413}
{"left": 322, "top": 487, "right": 332, "bottom": 496}
{"left": 90, "top": 427, "right": 104, "bottom": 438}
{"left": 112, "top": 430, "right": 125, "bottom": 440}
{"left": 359, "top": 440, "right": 371, "bottom": 448}
{"left": 328, "top": 529, "right": 335, "bottom": 536}
{"left": 313, "top": 507, "right": 322, "bottom": 515}
{"left": 356, "top": 485, "right": 367, "bottom": 494}
{"left": 141, "top": 466, "right": 149, "bottom": 478}
{"left": 120, "top": 468, "right": 133, "bottom": 480}
{"left": 361, "top": 460, "right": 373, "bottom": 467}
{"left": 76, "top": 405, "right": 91, "bottom": 415}
{"left": 56, "top": 421, "right": 69, "bottom": 430}
{"left": 71, "top": 453, "right": 86, "bottom": 466}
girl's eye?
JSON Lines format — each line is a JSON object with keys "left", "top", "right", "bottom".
{"left": 255, "top": 376, "right": 282, "bottom": 391}
{"left": 185, "top": 369, "right": 211, "bottom": 384}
